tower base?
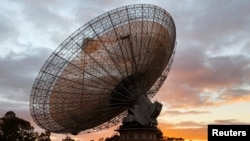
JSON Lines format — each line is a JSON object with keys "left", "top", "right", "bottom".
{"left": 116, "top": 121, "right": 163, "bottom": 141}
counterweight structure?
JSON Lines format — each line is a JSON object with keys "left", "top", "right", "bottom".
{"left": 30, "top": 4, "right": 176, "bottom": 134}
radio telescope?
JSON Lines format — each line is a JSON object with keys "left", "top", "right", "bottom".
{"left": 30, "top": 4, "right": 176, "bottom": 135}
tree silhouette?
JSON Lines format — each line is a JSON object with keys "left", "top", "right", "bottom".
{"left": 0, "top": 111, "right": 51, "bottom": 141}
{"left": 37, "top": 130, "right": 51, "bottom": 141}
{"left": 105, "top": 134, "right": 119, "bottom": 141}
{"left": 0, "top": 111, "right": 35, "bottom": 141}
{"left": 62, "top": 136, "right": 75, "bottom": 141}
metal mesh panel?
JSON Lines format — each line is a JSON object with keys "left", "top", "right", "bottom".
{"left": 30, "top": 4, "right": 176, "bottom": 134}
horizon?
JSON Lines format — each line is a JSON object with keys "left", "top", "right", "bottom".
{"left": 1, "top": 0, "right": 250, "bottom": 141}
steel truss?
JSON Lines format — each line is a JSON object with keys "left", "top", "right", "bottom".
{"left": 30, "top": 4, "right": 176, "bottom": 134}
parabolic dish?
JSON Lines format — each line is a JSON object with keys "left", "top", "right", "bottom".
{"left": 30, "top": 4, "right": 176, "bottom": 134}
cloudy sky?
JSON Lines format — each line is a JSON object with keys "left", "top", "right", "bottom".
{"left": 1, "top": 0, "right": 250, "bottom": 141}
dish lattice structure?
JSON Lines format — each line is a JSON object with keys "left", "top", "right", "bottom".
{"left": 30, "top": 4, "right": 176, "bottom": 134}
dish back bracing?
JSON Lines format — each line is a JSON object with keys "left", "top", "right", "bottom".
{"left": 30, "top": 4, "right": 176, "bottom": 134}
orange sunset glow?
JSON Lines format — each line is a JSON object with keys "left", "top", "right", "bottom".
{"left": 1, "top": 0, "right": 250, "bottom": 141}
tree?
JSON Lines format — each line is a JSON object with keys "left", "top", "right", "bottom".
{"left": 105, "top": 134, "right": 119, "bottom": 141}
{"left": 0, "top": 111, "right": 51, "bottom": 141}
{"left": 0, "top": 111, "right": 35, "bottom": 141}
{"left": 62, "top": 136, "right": 75, "bottom": 141}
{"left": 37, "top": 130, "right": 51, "bottom": 141}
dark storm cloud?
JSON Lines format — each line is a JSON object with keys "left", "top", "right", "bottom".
{"left": 0, "top": 47, "right": 52, "bottom": 89}
{"left": 174, "top": 53, "right": 250, "bottom": 89}
{"left": 160, "top": 53, "right": 250, "bottom": 108}
{"left": 12, "top": 0, "right": 82, "bottom": 46}
{"left": 0, "top": 0, "right": 74, "bottom": 105}
{"left": 0, "top": 98, "right": 28, "bottom": 114}
{"left": 170, "top": 0, "right": 250, "bottom": 43}
{"left": 0, "top": 46, "right": 52, "bottom": 110}
{"left": 73, "top": 0, "right": 132, "bottom": 26}
{"left": 205, "top": 55, "right": 250, "bottom": 87}
{"left": 156, "top": 0, "right": 250, "bottom": 108}
{"left": 0, "top": 45, "right": 52, "bottom": 130}
{"left": 17, "top": 0, "right": 72, "bottom": 28}
{"left": 0, "top": 13, "right": 19, "bottom": 43}
{"left": 218, "top": 88, "right": 250, "bottom": 103}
